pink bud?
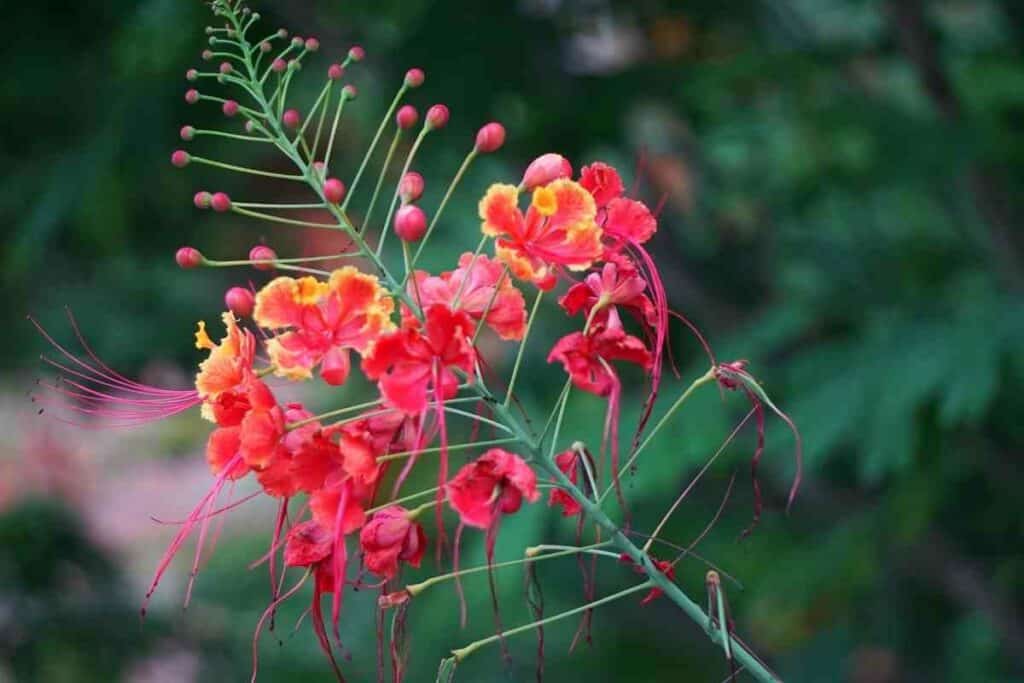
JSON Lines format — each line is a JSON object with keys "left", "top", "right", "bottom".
{"left": 244, "top": 120, "right": 256, "bottom": 134}
{"left": 312, "top": 161, "right": 326, "bottom": 178}
{"left": 304, "top": 37, "right": 320, "bottom": 52}
{"left": 271, "top": 58, "right": 287, "bottom": 73}
{"left": 348, "top": 45, "right": 365, "bottom": 62}
{"left": 425, "top": 104, "right": 449, "bottom": 130}
{"left": 180, "top": 125, "right": 195, "bottom": 141}
{"left": 210, "top": 192, "right": 232, "bottom": 212}
{"left": 282, "top": 109, "right": 301, "bottom": 129}
{"left": 249, "top": 245, "right": 277, "bottom": 270}
{"left": 522, "top": 153, "right": 572, "bottom": 190}
{"left": 404, "top": 68, "right": 425, "bottom": 88}
{"left": 323, "top": 178, "right": 346, "bottom": 204}
{"left": 399, "top": 172, "right": 424, "bottom": 204}
{"left": 327, "top": 63, "right": 344, "bottom": 80}
{"left": 201, "top": 49, "right": 213, "bottom": 61}
{"left": 291, "top": 36, "right": 304, "bottom": 48}
{"left": 288, "top": 59, "right": 301, "bottom": 72}
{"left": 342, "top": 84, "right": 358, "bottom": 100}
{"left": 394, "top": 204, "right": 427, "bottom": 242}
{"left": 395, "top": 105, "right": 419, "bottom": 130}
{"left": 175, "top": 246, "right": 203, "bottom": 269}
{"left": 222, "top": 100, "right": 239, "bottom": 117}
{"left": 185, "top": 89, "right": 200, "bottom": 104}
{"left": 219, "top": 61, "right": 233, "bottom": 75}
{"left": 474, "top": 122, "right": 506, "bottom": 153}
{"left": 186, "top": 68, "right": 198, "bottom": 81}
{"left": 277, "top": 28, "right": 288, "bottom": 39}
{"left": 193, "top": 191, "right": 212, "bottom": 209}
{"left": 225, "top": 287, "right": 255, "bottom": 317}
{"left": 171, "top": 150, "right": 190, "bottom": 168}
{"left": 260, "top": 41, "right": 272, "bottom": 53}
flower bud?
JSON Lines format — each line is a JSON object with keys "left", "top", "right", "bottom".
{"left": 225, "top": 287, "right": 255, "bottom": 317}
{"left": 185, "top": 89, "right": 200, "bottom": 104}
{"left": 291, "top": 36, "right": 304, "bottom": 48}
{"left": 222, "top": 100, "right": 239, "bottom": 117}
{"left": 259, "top": 41, "right": 272, "bottom": 53}
{"left": 288, "top": 59, "right": 301, "bottom": 72}
{"left": 304, "top": 37, "right": 320, "bottom": 52}
{"left": 404, "top": 68, "right": 425, "bottom": 88}
{"left": 474, "top": 122, "right": 506, "bottom": 153}
{"left": 323, "top": 178, "right": 346, "bottom": 204}
{"left": 425, "top": 104, "right": 449, "bottom": 130}
{"left": 210, "top": 192, "right": 232, "bottom": 212}
{"left": 282, "top": 109, "right": 301, "bottom": 129}
{"left": 175, "top": 246, "right": 203, "bottom": 269}
{"left": 348, "top": 45, "right": 365, "bottom": 62}
{"left": 186, "top": 68, "right": 198, "bottom": 81}
{"left": 193, "top": 191, "right": 212, "bottom": 209}
{"left": 277, "top": 28, "right": 288, "bottom": 39}
{"left": 341, "top": 84, "right": 358, "bottom": 100}
{"left": 180, "top": 125, "right": 196, "bottom": 141}
{"left": 395, "top": 104, "right": 419, "bottom": 130}
{"left": 271, "top": 58, "right": 287, "bottom": 73}
{"left": 522, "top": 153, "right": 572, "bottom": 190}
{"left": 249, "top": 245, "right": 277, "bottom": 270}
{"left": 312, "top": 161, "right": 326, "bottom": 179}
{"left": 219, "top": 61, "right": 232, "bottom": 75}
{"left": 171, "top": 150, "right": 190, "bottom": 168}
{"left": 394, "top": 204, "right": 427, "bottom": 242}
{"left": 399, "top": 172, "right": 424, "bottom": 204}
{"left": 201, "top": 49, "right": 214, "bottom": 61}
{"left": 244, "top": 120, "right": 256, "bottom": 134}
{"left": 327, "top": 63, "right": 344, "bottom": 80}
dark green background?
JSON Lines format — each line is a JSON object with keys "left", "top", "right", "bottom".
{"left": 2, "top": 0, "right": 1023, "bottom": 681}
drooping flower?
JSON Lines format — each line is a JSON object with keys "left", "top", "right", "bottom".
{"left": 619, "top": 554, "right": 677, "bottom": 605}
{"left": 446, "top": 448, "right": 539, "bottom": 530}
{"left": 408, "top": 252, "right": 528, "bottom": 340}
{"left": 361, "top": 304, "right": 476, "bottom": 415}
{"left": 548, "top": 450, "right": 583, "bottom": 517}
{"left": 254, "top": 266, "right": 394, "bottom": 385}
{"left": 359, "top": 506, "right": 427, "bottom": 580}
{"left": 479, "top": 179, "right": 602, "bottom": 289}
{"left": 547, "top": 320, "right": 652, "bottom": 398}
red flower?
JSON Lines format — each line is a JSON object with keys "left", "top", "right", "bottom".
{"left": 254, "top": 266, "right": 394, "bottom": 385}
{"left": 549, "top": 450, "right": 582, "bottom": 517}
{"left": 547, "top": 320, "right": 652, "bottom": 397}
{"left": 309, "top": 474, "right": 368, "bottom": 535}
{"left": 446, "top": 448, "right": 539, "bottom": 529}
{"left": 361, "top": 304, "right": 476, "bottom": 415}
{"left": 285, "top": 520, "right": 335, "bottom": 568}
{"left": 479, "top": 179, "right": 602, "bottom": 288}
{"left": 579, "top": 162, "right": 624, "bottom": 209}
{"left": 560, "top": 258, "right": 656, "bottom": 330}
{"left": 358, "top": 506, "right": 426, "bottom": 580}
{"left": 238, "top": 380, "right": 285, "bottom": 469}
{"left": 408, "top": 252, "right": 528, "bottom": 340}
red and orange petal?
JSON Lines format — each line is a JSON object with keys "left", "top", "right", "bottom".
{"left": 206, "top": 426, "right": 249, "bottom": 479}
{"left": 478, "top": 184, "right": 522, "bottom": 238}
{"left": 359, "top": 506, "right": 426, "bottom": 579}
{"left": 255, "top": 448, "right": 299, "bottom": 498}
{"left": 195, "top": 312, "right": 256, "bottom": 402}
{"left": 254, "top": 276, "right": 327, "bottom": 329}
{"left": 579, "top": 161, "right": 625, "bottom": 208}
{"left": 549, "top": 450, "right": 582, "bottom": 516}
{"left": 446, "top": 448, "right": 539, "bottom": 529}
{"left": 604, "top": 197, "right": 657, "bottom": 245}
{"left": 239, "top": 405, "right": 285, "bottom": 469}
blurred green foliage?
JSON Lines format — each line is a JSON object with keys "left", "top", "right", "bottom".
{"left": 2, "top": 0, "right": 1024, "bottom": 681}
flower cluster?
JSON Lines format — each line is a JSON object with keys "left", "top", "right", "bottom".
{"left": 30, "top": 2, "right": 801, "bottom": 681}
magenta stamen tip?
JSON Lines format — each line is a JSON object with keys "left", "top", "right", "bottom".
{"left": 171, "top": 150, "right": 191, "bottom": 168}
{"left": 394, "top": 204, "right": 427, "bottom": 242}
{"left": 249, "top": 245, "right": 277, "bottom": 270}
{"left": 474, "top": 122, "right": 506, "bottom": 154}
{"left": 211, "top": 192, "right": 232, "bottom": 212}
{"left": 225, "top": 287, "right": 255, "bottom": 318}
{"left": 176, "top": 246, "right": 203, "bottom": 269}
{"left": 324, "top": 178, "right": 347, "bottom": 204}
{"left": 425, "top": 104, "right": 450, "bottom": 131}
{"left": 396, "top": 104, "right": 419, "bottom": 130}
{"left": 404, "top": 68, "right": 425, "bottom": 89}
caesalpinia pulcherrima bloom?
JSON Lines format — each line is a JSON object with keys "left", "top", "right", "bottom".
{"left": 29, "top": 2, "right": 803, "bottom": 682}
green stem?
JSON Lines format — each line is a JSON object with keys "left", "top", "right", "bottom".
{"left": 342, "top": 84, "right": 409, "bottom": 211}
{"left": 407, "top": 148, "right": 478, "bottom": 272}
{"left": 376, "top": 437, "right": 518, "bottom": 463}
{"left": 190, "top": 155, "right": 303, "bottom": 180}
{"left": 376, "top": 126, "right": 430, "bottom": 258}
{"left": 503, "top": 289, "right": 544, "bottom": 407}
{"left": 451, "top": 581, "right": 651, "bottom": 662}
{"left": 361, "top": 127, "right": 403, "bottom": 235}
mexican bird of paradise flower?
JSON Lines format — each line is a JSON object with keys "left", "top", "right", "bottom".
{"left": 254, "top": 266, "right": 394, "bottom": 385}
{"left": 479, "top": 178, "right": 603, "bottom": 290}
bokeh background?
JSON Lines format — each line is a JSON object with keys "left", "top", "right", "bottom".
{"left": 2, "top": 0, "right": 1023, "bottom": 681}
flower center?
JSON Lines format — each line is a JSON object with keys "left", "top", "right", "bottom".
{"left": 531, "top": 186, "right": 558, "bottom": 217}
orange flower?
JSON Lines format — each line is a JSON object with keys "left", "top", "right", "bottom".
{"left": 254, "top": 266, "right": 394, "bottom": 385}
{"left": 478, "top": 179, "right": 602, "bottom": 289}
{"left": 194, "top": 312, "right": 256, "bottom": 416}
